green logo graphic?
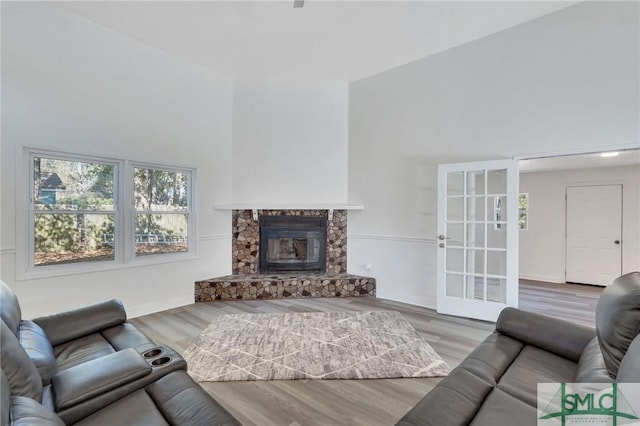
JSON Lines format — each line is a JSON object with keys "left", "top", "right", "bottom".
{"left": 539, "top": 383, "right": 639, "bottom": 426}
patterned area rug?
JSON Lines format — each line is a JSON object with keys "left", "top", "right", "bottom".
{"left": 183, "top": 311, "right": 449, "bottom": 382}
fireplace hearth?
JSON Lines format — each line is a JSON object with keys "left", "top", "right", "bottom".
{"left": 259, "top": 216, "right": 326, "bottom": 273}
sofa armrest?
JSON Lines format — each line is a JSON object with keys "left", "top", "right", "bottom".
{"left": 58, "top": 345, "right": 188, "bottom": 424}
{"left": 33, "top": 299, "right": 127, "bottom": 346}
{"left": 496, "top": 308, "right": 595, "bottom": 362}
{"left": 52, "top": 348, "right": 151, "bottom": 411}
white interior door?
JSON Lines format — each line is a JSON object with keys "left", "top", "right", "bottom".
{"left": 437, "top": 159, "right": 519, "bottom": 322}
{"left": 566, "top": 185, "right": 622, "bottom": 286}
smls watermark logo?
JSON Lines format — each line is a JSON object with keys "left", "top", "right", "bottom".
{"left": 538, "top": 383, "right": 640, "bottom": 425}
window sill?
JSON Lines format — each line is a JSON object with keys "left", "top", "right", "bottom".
{"left": 16, "top": 252, "right": 199, "bottom": 282}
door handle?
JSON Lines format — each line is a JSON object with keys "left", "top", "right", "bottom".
{"left": 615, "top": 240, "right": 620, "bottom": 245}
{"left": 438, "top": 235, "right": 451, "bottom": 248}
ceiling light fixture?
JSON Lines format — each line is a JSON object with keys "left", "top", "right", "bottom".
{"left": 293, "top": 0, "right": 304, "bottom": 8}
{"left": 600, "top": 152, "right": 620, "bottom": 158}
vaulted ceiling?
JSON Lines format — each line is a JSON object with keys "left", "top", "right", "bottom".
{"left": 56, "top": 1, "right": 576, "bottom": 83}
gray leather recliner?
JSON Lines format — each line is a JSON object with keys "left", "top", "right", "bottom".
{"left": 396, "top": 271, "right": 640, "bottom": 426}
{"left": 0, "top": 282, "right": 240, "bottom": 425}
{"left": 0, "top": 282, "right": 157, "bottom": 385}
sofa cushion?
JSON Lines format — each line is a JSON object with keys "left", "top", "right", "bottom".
{"left": 71, "top": 389, "right": 170, "bottom": 426}
{"left": 1, "top": 321, "right": 43, "bottom": 402}
{"left": 53, "top": 333, "right": 116, "bottom": 372}
{"left": 617, "top": 333, "right": 640, "bottom": 383}
{"left": 497, "top": 345, "right": 577, "bottom": 407}
{"left": 575, "top": 337, "right": 611, "bottom": 382}
{"left": 1, "top": 281, "right": 23, "bottom": 336}
{"left": 595, "top": 272, "right": 640, "bottom": 378}
{"left": 147, "top": 371, "right": 241, "bottom": 426}
{"left": 52, "top": 324, "right": 155, "bottom": 372}
{"left": 19, "top": 320, "right": 58, "bottom": 384}
{"left": 101, "top": 323, "right": 155, "bottom": 352}
{"left": 10, "top": 396, "right": 66, "bottom": 426}
{"left": 395, "top": 368, "right": 494, "bottom": 426}
{"left": 469, "top": 388, "right": 538, "bottom": 426}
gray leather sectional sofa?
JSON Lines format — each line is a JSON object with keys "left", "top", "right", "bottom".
{"left": 0, "top": 282, "right": 240, "bottom": 426}
{"left": 4, "top": 272, "right": 639, "bottom": 426}
{"left": 397, "top": 271, "right": 640, "bottom": 426}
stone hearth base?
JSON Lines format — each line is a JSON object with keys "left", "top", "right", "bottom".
{"left": 195, "top": 273, "right": 376, "bottom": 302}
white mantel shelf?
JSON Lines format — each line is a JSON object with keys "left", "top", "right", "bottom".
{"left": 212, "top": 203, "right": 363, "bottom": 220}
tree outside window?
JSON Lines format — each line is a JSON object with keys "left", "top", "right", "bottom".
{"left": 133, "top": 167, "right": 190, "bottom": 256}
{"left": 519, "top": 193, "right": 529, "bottom": 230}
{"left": 32, "top": 155, "right": 116, "bottom": 267}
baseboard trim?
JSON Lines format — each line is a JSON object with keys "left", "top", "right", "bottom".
{"left": 127, "top": 295, "right": 194, "bottom": 318}
{"left": 377, "top": 290, "right": 436, "bottom": 310}
{"left": 519, "top": 274, "right": 564, "bottom": 284}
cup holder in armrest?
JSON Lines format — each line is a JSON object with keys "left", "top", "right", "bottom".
{"left": 150, "top": 356, "right": 172, "bottom": 366}
{"left": 139, "top": 345, "right": 185, "bottom": 371}
{"left": 142, "top": 348, "right": 164, "bottom": 358}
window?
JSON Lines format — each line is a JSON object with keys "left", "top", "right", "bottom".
{"left": 133, "top": 166, "right": 191, "bottom": 257}
{"left": 31, "top": 154, "right": 117, "bottom": 267}
{"left": 518, "top": 193, "right": 529, "bottom": 230}
{"left": 26, "top": 150, "right": 194, "bottom": 272}
{"left": 493, "top": 193, "right": 528, "bottom": 230}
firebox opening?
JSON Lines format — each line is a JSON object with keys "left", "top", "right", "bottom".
{"left": 259, "top": 216, "right": 327, "bottom": 273}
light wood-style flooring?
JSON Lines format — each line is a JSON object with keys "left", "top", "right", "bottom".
{"left": 130, "top": 281, "right": 603, "bottom": 426}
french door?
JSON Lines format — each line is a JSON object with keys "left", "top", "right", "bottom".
{"left": 437, "top": 159, "right": 519, "bottom": 322}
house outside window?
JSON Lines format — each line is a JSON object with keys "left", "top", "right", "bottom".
{"left": 26, "top": 150, "right": 194, "bottom": 272}
{"left": 32, "top": 154, "right": 117, "bottom": 267}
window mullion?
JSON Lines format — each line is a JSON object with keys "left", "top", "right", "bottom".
{"left": 121, "top": 160, "right": 133, "bottom": 263}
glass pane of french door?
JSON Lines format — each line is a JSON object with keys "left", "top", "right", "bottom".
{"left": 444, "top": 168, "right": 508, "bottom": 303}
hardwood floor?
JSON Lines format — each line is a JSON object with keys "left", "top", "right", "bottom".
{"left": 130, "top": 280, "right": 602, "bottom": 426}
{"left": 519, "top": 279, "right": 603, "bottom": 327}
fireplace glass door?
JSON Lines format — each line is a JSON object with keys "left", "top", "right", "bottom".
{"left": 259, "top": 216, "right": 326, "bottom": 273}
{"left": 266, "top": 232, "right": 321, "bottom": 265}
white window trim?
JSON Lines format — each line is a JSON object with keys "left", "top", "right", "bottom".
{"left": 16, "top": 148, "right": 197, "bottom": 281}
{"left": 128, "top": 161, "right": 197, "bottom": 264}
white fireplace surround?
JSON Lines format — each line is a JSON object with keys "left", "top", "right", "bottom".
{"left": 213, "top": 203, "right": 363, "bottom": 220}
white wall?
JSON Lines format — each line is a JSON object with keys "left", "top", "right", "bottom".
{"left": 1, "top": 3, "right": 234, "bottom": 317}
{"left": 2, "top": 1, "right": 638, "bottom": 318}
{"left": 519, "top": 165, "right": 640, "bottom": 283}
{"left": 348, "top": 1, "right": 639, "bottom": 307}
{"left": 231, "top": 80, "right": 349, "bottom": 204}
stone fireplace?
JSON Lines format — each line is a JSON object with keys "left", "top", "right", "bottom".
{"left": 195, "top": 208, "right": 374, "bottom": 302}
{"left": 232, "top": 209, "right": 346, "bottom": 275}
